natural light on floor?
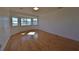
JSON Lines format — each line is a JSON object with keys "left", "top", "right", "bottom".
{"left": 27, "top": 32, "right": 38, "bottom": 39}
{"left": 21, "top": 31, "right": 38, "bottom": 40}
{"left": 27, "top": 32, "right": 36, "bottom": 35}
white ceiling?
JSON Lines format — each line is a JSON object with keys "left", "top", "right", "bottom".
{"left": 9, "top": 7, "right": 59, "bottom": 16}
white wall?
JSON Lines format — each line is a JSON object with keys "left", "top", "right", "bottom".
{"left": 0, "top": 8, "right": 10, "bottom": 50}
{"left": 38, "top": 7, "right": 79, "bottom": 41}
{"left": 0, "top": 16, "right": 10, "bottom": 50}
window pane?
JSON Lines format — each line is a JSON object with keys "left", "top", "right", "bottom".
{"left": 27, "top": 18, "right": 31, "bottom": 25}
{"left": 12, "top": 23, "right": 18, "bottom": 26}
{"left": 12, "top": 17, "right": 18, "bottom": 26}
{"left": 21, "top": 18, "right": 31, "bottom": 26}
{"left": 21, "top": 18, "right": 27, "bottom": 26}
{"left": 33, "top": 18, "right": 38, "bottom": 25}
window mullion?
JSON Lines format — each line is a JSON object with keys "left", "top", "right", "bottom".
{"left": 18, "top": 17, "right": 21, "bottom": 27}
{"left": 31, "top": 18, "right": 33, "bottom": 25}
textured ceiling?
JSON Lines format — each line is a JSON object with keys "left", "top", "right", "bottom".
{"left": 9, "top": 7, "right": 59, "bottom": 16}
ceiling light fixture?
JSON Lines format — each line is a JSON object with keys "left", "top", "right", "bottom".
{"left": 33, "top": 7, "right": 39, "bottom": 11}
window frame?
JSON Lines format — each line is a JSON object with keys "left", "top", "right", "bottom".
{"left": 11, "top": 16, "right": 39, "bottom": 27}
{"left": 20, "top": 17, "right": 32, "bottom": 26}
{"left": 11, "top": 16, "right": 19, "bottom": 27}
{"left": 32, "top": 17, "right": 39, "bottom": 26}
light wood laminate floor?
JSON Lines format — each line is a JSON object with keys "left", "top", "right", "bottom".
{"left": 4, "top": 29, "right": 79, "bottom": 51}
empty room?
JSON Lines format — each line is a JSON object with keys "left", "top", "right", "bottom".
{"left": 0, "top": 7, "right": 79, "bottom": 51}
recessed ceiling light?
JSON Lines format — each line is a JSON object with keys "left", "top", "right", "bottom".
{"left": 33, "top": 7, "right": 39, "bottom": 11}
